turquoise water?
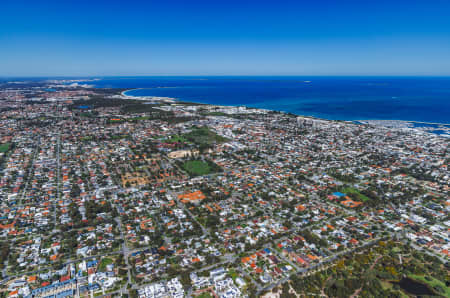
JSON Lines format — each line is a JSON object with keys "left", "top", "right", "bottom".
{"left": 89, "top": 76, "right": 450, "bottom": 123}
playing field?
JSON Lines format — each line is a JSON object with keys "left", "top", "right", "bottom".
{"left": 0, "top": 143, "right": 11, "bottom": 153}
{"left": 183, "top": 160, "right": 211, "bottom": 176}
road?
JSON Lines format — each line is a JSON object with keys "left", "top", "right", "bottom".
{"left": 168, "top": 189, "right": 210, "bottom": 237}
{"left": 54, "top": 133, "right": 61, "bottom": 230}
{"left": 17, "top": 136, "right": 41, "bottom": 207}
{"left": 114, "top": 210, "right": 132, "bottom": 295}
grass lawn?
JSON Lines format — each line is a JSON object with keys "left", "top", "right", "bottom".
{"left": 130, "top": 116, "right": 151, "bottom": 121}
{"left": 380, "top": 280, "right": 393, "bottom": 290}
{"left": 196, "top": 293, "right": 212, "bottom": 298}
{"left": 184, "top": 126, "right": 227, "bottom": 147}
{"left": 111, "top": 134, "right": 129, "bottom": 139}
{"left": 228, "top": 268, "right": 238, "bottom": 281}
{"left": 341, "top": 187, "right": 370, "bottom": 202}
{"left": 391, "top": 247, "right": 401, "bottom": 253}
{"left": 0, "top": 143, "right": 11, "bottom": 153}
{"left": 183, "top": 160, "right": 212, "bottom": 176}
{"left": 409, "top": 274, "right": 450, "bottom": 297}
{"left": 80, "top": 112, "right": 95, "bottom": 117}
{"left": 98, "top": 257, "right": 114, "bottom": 272}
{"left": 166, "top": 135, "right": 188, "bottom": 143}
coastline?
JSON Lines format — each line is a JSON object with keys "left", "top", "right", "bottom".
{"left": 120, "top": 88, "right": 450, "bottom": 125}
{"left": 86, "top": 76, "right": 450, "bottom": 124}
{"left": 121, "top": 88, "right": 144, "bottom": 97}
{"left": 120, "top": 88, "right": 176, "bottom": 102}
{"left": 117, "top": 88, "right": 450, "bottom": 138}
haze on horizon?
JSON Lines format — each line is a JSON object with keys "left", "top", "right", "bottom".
{"left": 1, "top": 0, "right": 450, "bottom": 77}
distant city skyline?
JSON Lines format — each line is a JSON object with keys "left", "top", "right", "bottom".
{"left": 1, "top": 0, "right": 450, "bottom": 76}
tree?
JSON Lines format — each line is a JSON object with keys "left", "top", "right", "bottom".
{"left": 180, "top": 271, "right": 191, "bottom": 289}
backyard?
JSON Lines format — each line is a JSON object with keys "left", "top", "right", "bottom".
{"left": 0, "top": 143, "right": 11, "bottom": 153}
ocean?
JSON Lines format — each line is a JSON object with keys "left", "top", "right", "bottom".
{"left": 86, "top": 76, "right": 450, "bottom": 123}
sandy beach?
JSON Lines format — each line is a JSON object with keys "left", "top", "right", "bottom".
{"left": 120, "top": 89, "right": 176, "bottom": 102}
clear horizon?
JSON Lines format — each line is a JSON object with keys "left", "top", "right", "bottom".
{"left": 3, "top": 75, "right": 450, "bottom": 79}
{"left": 2, "top": 0, "right": 450, "bottom": 76}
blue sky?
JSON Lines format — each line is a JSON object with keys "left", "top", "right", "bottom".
{"left": 1, "top": 0, "right": 450, "bottom": 76}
